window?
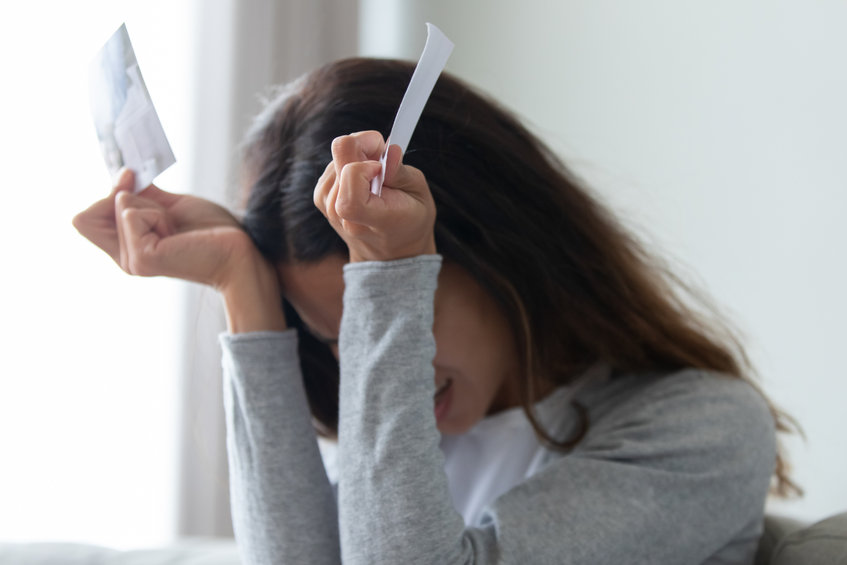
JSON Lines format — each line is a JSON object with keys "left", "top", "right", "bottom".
{"left": 0, "top": 1, "right": 192, "bottom": 548}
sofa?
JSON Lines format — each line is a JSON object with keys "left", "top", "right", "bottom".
{"left": 755, "top": 512, "right": 847, "bottom": 565}
{"left": 1, "top": 512, "right": 844, "bottom": 564}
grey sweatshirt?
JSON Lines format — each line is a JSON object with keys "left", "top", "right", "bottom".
{"left": 221, "top": 256, "right": 776, "bottom": 564}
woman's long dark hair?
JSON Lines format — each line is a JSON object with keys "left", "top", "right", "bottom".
{"left": 240, "top": 57, "right": 799, "bottom": 496}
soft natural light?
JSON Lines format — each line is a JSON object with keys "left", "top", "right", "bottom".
{"left": 0, "top": 2, "right": 193, "bottom": 549}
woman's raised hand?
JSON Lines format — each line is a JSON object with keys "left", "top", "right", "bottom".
{"left": 73, "top": 169, "right": 285, "bottom": 332}
{"left": 314, "top": 131, "right": 437, "bottom": 262}
{"left": 74, "top": 168, "right": 253, "bottom": 288}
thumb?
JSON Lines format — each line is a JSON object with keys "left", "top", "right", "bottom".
{"left": 382, "top": 144, "right": 429, "bottom": 202}
{"left": 383, "top": 145, "right": 407, "bottom": 186}
{"left": 113, "top": 167, "right": 135, "bottom": 195}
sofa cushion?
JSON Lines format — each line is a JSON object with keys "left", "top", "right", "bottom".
{"left": 756, "top": 515, "right": 807, "bottom": 565}
{"left": 770, "top": 512, "right": 847, "bottom": 565}
{"left": 0, "top": 538, "right": 240, "bottom": 565}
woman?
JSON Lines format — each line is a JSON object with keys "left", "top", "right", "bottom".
{"left": 74, "top": 58, "right": 796, "bottom": 564}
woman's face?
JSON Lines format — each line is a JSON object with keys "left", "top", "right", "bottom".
{"left": 277, "top": 255, "right": 522, "bottom": 435}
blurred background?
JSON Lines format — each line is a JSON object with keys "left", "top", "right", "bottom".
{"left": 0, "top": 0, "right": 844, "bottom": 549}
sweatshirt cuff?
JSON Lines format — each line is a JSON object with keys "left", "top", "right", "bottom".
{"left": 219, "top": 330, "right": 299, "bottom": 369}
{"left": 342, "top": 255, "right": 442, "bottom": 302}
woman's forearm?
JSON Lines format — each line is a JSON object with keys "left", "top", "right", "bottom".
{"left": 219, "top": 257, "right": 287, "bottom": 334}
{"left": 222, "top": 332, "right": 340, "bottom": 565}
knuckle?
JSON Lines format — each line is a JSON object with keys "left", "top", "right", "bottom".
{"left": 339, "top": 161, "right": 354, "bottom": 181}
{"left": 357, "top": 130, "right": 382, "bottom": 143}
{"left": 409, "top": 167, "right": 427, "bottom": 185}
{"left": 126, "top": 256, "right": 142, "bottom": 275}
{"left": 313, "top": 169, "right": 335, "bottom": 213}
{"left": 340, "top": 161, "right": 367, "bottom": 183}
{"left": 115, "top": 190, "right": 131, "bottom": 208}
{"left": 120, "top": 207, "right": 135, "bottom": 223}
{"left": 334, "top": 192, "right": 356, "bottom": 219}
{"left": 331, "top": 135, "right": 350, "bottom": 156}
{"left": 127, "top": 251, "right": 154, "bottom": 277}
{"left": 121, "top": 208, "right": 146, "bottom": 230}
{"left": 119, "top": 254, "right": 132, "bottom": 275}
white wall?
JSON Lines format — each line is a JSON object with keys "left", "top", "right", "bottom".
{"left": 360, "top": 0, "right": 847, "bottom": 522}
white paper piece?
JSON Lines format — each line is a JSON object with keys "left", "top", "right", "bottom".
{"left": 370, "top": 23, "right": 454, "bottom": 196}
{"left": 89, "top": 24, "right": 176, "bottom": 192}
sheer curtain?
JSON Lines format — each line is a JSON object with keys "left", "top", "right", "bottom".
{"left": 176, "top": 0, "right": 359, "bottom": 537}
{"left": 0, "top": 0, "right": 356, "bottom": 548}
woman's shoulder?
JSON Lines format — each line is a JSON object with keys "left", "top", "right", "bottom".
{"left": 489, "top": 369, "right": 776, "bottom": 562}
{"left": 572, "top": 368, "right": 777, "bottom": 471}
{"left": 579, "top": 367, "right": 771, "bottom": 421}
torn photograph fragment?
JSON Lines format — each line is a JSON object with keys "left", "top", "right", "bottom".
{"left": 89, "top": 23, "right": 175, "bottom": 192}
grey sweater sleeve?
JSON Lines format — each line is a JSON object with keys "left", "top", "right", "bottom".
{"left": 221, "top": 331, "right": 340, "bottom": 565}
{"left": 337, "top": 256, "right": 776, "bottom": 565}
{"left": 222, "top": 256, "right": 775, "bottom": 564}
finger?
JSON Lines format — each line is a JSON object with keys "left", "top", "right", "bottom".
{"left": 138, "top": 184, "right": 181, "bottom": 208}
{"left": 313, "top": 161, "right": 336, "bottom": 218}
{"left": 324, "top": 173, "right": 341, "bottom": 226}
{"left": 73, "top": 196, "right": 120, "bottom": 260}
{"left": 383, "top": 144, "right": 404, "bottom": 182}
{"left": 113, "top": 167, "right": 136, "bottom": 194}
{"left": 114, "top": 192, "right": 132, "bottom": 272}
{"left": 335, "top": 160, "right": 384, "bottom": 226}
{"left": 330, "top": 131, "right": 386, "bottom": 176}
{"left": 114, "top": 190, "right": 173, "bottom": 273}
{"left": 115, "top": 190, "right": 174, "bottom": 230}
{"left": 72, "top": 168, "right": 133, "bottom": 261}
{"left": 73, "top": 168, "right": 134, "bottom": 237}
{"left": 121, "top": 206, "right": 170, "bottom": 276}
